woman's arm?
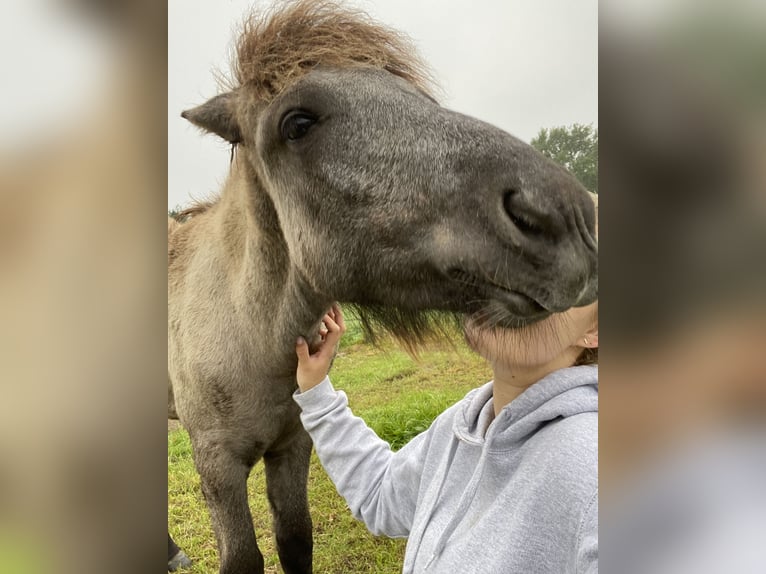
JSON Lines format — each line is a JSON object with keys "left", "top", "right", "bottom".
{"left": 293, "top": 305, "right": 428, "bottom": 536}
{"left": 294, "top": 377, "right": 429, "bottom": 537}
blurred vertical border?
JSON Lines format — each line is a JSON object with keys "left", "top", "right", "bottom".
{"left": 600, "top": 0, "right": 766, "bottom": 572}
{"left": 2, "top": 0, "right": 765, "bottom": 572}
{"left": 0, "top": 1, "right": 167, "bottom": 573}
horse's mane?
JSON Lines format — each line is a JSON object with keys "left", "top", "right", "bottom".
{"left": 229, "top": 0, "right": 435, "bottom": 100}
{"left": 173, "top": 201, "right": 216, "bottom": 223}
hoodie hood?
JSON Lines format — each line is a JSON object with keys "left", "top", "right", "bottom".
{"left": 454, "top": 365, "right": 598, "bottom": 449}
{"left": 422, "top": 365, "right": 598, "bottom": 567}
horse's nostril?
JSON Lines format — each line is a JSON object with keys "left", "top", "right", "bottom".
{"left": 502, "top": 190, "right": 544, "bottom": 237}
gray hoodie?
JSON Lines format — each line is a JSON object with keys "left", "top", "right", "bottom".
{"left": 294, "top": 365, "right": 598, "bottom": 573}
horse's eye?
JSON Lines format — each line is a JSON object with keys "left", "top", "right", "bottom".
{"left": 280, "top": 111, "right": 318, "bottom": 141}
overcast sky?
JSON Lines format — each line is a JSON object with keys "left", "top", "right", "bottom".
{"left": 168, "top": 0, "right": 597, "bottom": 209}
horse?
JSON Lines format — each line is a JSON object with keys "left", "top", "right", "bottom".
{"left": 168, "top": 2, "right": 597, "bottom": 572}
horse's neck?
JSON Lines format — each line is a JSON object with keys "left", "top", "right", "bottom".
{"left": 216, "top": 159, "right": 331, "bottom": 363}
{"left": 217, "top": 160, "right": 286, "bottom": 280}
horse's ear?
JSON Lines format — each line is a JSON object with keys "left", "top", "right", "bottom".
{"left": 181, "top": 92, "right": 241, "bottom": 144}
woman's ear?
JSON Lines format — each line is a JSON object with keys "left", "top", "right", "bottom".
{"left": 579, "top": 328, "right": 599, "bottom": 349}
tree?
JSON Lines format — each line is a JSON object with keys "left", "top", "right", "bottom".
{"left": 531, "top": 124, "right": 598, "bottom": 194}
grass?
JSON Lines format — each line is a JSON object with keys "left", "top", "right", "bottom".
{"left": 168, "top": 330, "right": 491, "bottom": 573}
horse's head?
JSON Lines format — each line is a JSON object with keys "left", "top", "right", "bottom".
{"left": 182, "top": 1, "right": 597, "bottom": 336}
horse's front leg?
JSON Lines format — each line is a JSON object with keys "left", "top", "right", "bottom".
{"left": 168, "top": 531, "right": 192, "bottom": 572}
{"left": 191, "top": 432, "right": 264, "bottom": 574}
{"left": 264, "top": 428, "right": 313, "bottom": 574}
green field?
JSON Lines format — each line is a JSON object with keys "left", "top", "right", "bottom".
{"left": 168, "top": 331, "right": 491, "bottom": 573}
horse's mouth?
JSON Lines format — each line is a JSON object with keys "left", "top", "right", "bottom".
{"left": 447, "top": 268, "right": 550, "bottom": 323}
{"left": 494, "top": 289, "right": 548, "bottom": 315}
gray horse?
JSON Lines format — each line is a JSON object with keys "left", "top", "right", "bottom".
{"left": 168, "top": 2, "right": 597, "bottom": 573}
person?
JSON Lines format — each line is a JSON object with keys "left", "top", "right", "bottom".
{"left": 294, "top": 303, "right": 598, "bottom": 573}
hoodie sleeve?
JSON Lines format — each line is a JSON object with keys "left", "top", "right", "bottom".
{"left": 293, "top": 377, "right": 429, "bottom": 537}
{"left": 576, "top": 489, "right": 599, "bottom": 574}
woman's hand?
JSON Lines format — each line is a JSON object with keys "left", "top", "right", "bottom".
{"left": 295, "top": 303, "right": 346, "bottom": 392}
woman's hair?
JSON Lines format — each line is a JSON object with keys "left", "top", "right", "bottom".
{"left": 575, "top": 346, "right": 598, "bottom": 366}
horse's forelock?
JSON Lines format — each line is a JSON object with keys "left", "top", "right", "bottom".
{"left": 230, "top": 0, "right": 436, "bottom": 102}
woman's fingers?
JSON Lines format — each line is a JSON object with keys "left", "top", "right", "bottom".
{"left": 295, "top": 336, "right": 310, "bottom": 362}
{"left": 324, "top": 321, "right": 341, "bottom": 344}
{"left": 318, "top": 324, "right": 342, "bottom": 357}
{"left": 332, "top": 304, "right": 346, "bottom": 332}
{"left": 323, "top": 314, "right": 340, "bottom": 333}
{"left": 308, "top": 304, "right": 345, "bottom": 361}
